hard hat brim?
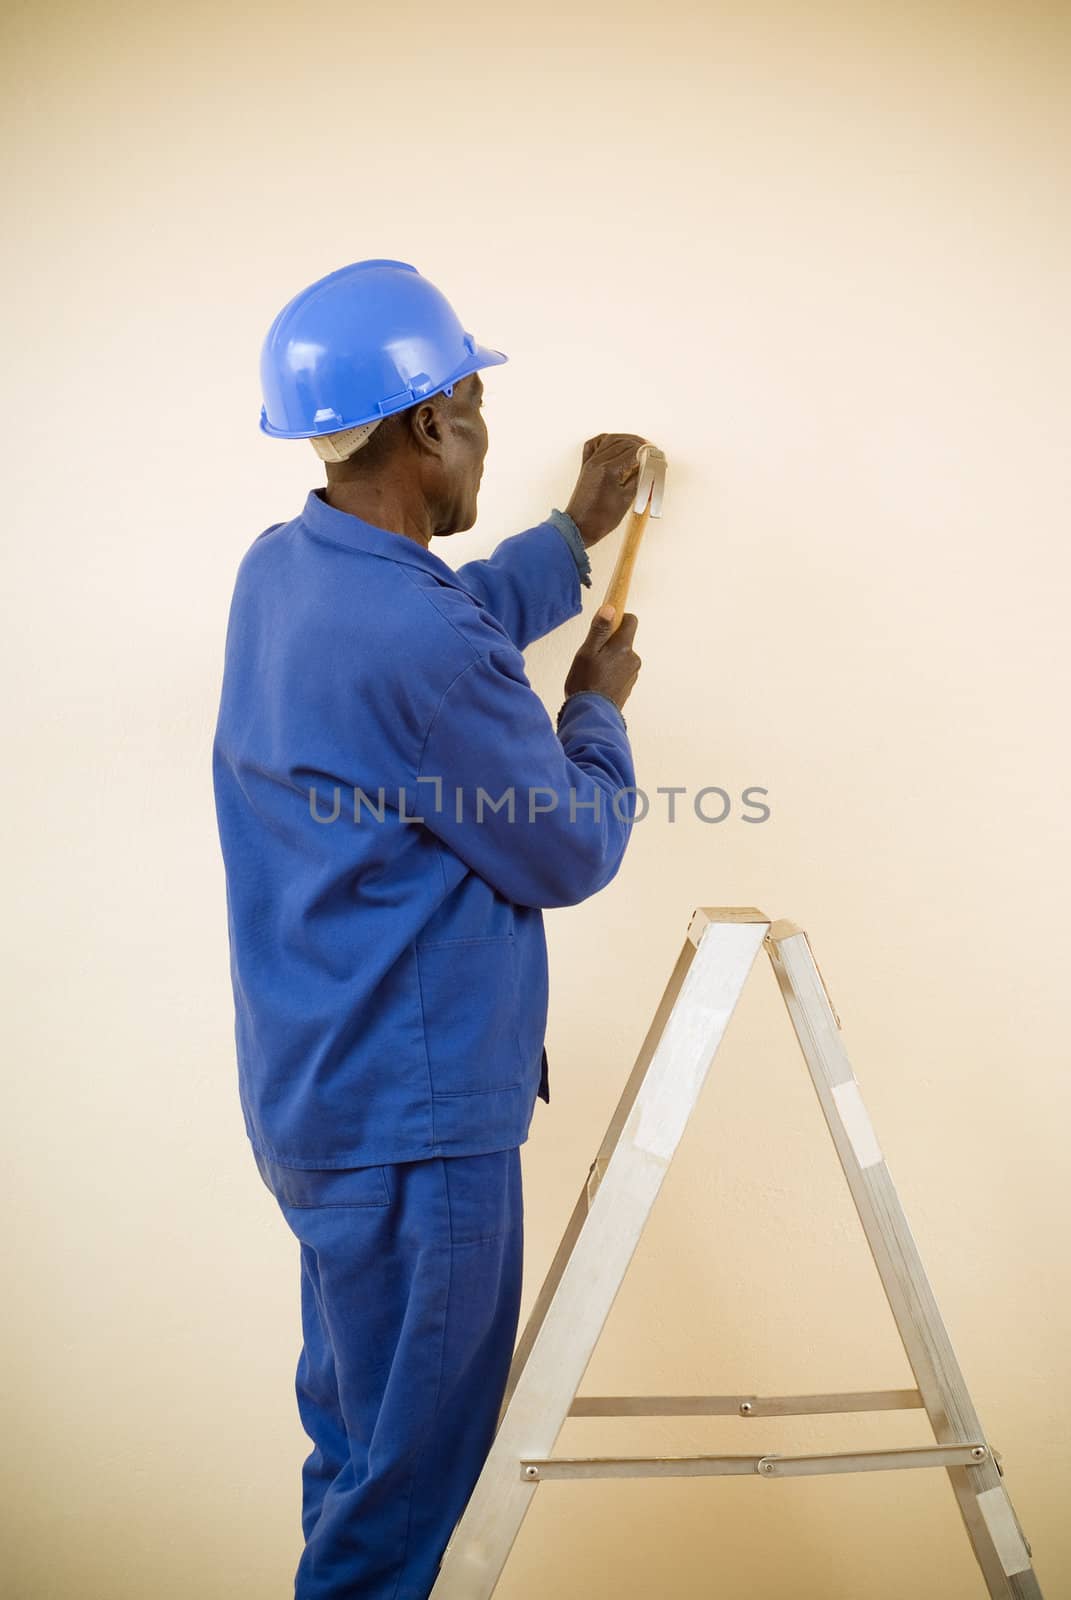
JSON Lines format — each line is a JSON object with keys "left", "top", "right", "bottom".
{"left": 260, "top": 342, "right": 509, "bottom": 440}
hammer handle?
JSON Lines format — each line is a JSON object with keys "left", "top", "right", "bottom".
{"left": 601, "top": 502, "right": 652, "bottom": 633}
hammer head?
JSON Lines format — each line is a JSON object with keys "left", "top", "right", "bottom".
{"left": 633, "top": 444, "right": 667, "bottom": 516}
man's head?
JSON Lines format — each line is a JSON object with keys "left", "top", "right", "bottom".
{"left": 318, "top": 372, "right": 488, "bottom": 539}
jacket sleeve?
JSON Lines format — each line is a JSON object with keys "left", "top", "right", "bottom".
{"left": 409, "top": 646, "right": 637, "bottom": 909}
{"left": 453, "top": 519, "right": 587, "bottom": 651}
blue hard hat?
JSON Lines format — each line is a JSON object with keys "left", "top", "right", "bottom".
{"left": 259, "top": 258, "right": 508, "bottom": 439}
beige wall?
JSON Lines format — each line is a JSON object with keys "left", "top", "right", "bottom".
{"left": 4, "top": 1, "right": 1068, "bottom": 1594}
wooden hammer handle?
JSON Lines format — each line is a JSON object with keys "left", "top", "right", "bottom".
{"left": 601, "top": 502, "right": 652, "bottom": 633}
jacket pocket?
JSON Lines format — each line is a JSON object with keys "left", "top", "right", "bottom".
{"left": 416, "top": 935, "right": 524, "bottom": 1096}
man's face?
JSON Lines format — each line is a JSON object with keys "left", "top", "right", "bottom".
{"left": 438, "top": 372, "right": 488, "bottom": 535}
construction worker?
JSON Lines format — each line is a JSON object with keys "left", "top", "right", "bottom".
{"left": 212, "top": 259, "right": 644, "bottom": 1599}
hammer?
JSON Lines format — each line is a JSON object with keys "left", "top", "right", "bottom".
{"left": 600, "top": 444, "right": 666, "bottom": 634}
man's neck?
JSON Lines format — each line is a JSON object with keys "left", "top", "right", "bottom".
{"left": 320, "top": 479, "right": 434, "bottom": 549}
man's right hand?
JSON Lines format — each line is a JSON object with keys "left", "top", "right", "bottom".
{"left": 563, "top": 605, "right": 642, "bottom": 713}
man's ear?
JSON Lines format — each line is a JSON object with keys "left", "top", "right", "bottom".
{"left": 408, "top": 398, "right": 445, "bottom": 459}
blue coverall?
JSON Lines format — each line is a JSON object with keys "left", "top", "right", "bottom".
{"left": 213, "top": 488, "right": 636, "bottom": 1597}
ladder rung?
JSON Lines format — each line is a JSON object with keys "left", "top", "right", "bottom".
{"left": 569, "top": 1389, "right": 924, "bottom": 1417}
{"left": 521, "top": 1443, "right": 989, "bottom": 1482}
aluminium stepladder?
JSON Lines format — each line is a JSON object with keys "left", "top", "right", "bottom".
{"left": 428, "top": 908, "right": 1044, "bottom": 1599}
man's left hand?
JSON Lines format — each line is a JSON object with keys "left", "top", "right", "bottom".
{"left": 564, "top": 433, "right": 650, "bottom": 549}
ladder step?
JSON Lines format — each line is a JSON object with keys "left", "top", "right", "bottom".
{"left": 521, "top": 1443, "right": 990, "bottom": 1481}
{"left": 569, "top": 1389, "right": 924, "bottom": 1417}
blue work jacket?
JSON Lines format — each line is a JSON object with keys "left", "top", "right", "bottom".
{"left": 212, "top": 488, "right": 636, "bottom": 1168}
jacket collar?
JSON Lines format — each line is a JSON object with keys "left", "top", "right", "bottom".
{"left": 301, "top": 487, "right": 464, "bottom": 586}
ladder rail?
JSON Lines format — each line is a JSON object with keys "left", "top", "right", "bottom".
{"left": 496, "top": 928, "right": 696, "bottom": 1421}
{"left": 431, "top": 911, "right": 769, "bottom": 1598}
{"left": 765, "top": 921, "right": 1039, "bottom": 1597}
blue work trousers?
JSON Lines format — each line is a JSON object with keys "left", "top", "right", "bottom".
{"left": 253, "top": 1145, "right": 524, "bottom": 1600}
